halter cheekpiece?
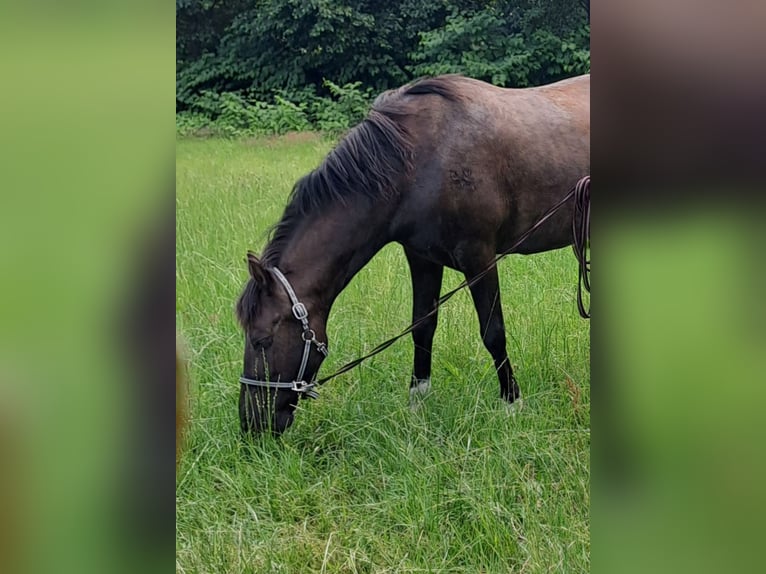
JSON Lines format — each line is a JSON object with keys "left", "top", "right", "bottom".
{"left": 239, "top": 267, "right": 328, "bottom": 399}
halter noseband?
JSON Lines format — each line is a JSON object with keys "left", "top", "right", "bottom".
{"left": 239, "top": 267, "right": 329, "bottom": 399}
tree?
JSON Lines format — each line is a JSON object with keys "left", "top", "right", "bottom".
{"left": 176, "top": 0, "right": 590, "bottom": 114}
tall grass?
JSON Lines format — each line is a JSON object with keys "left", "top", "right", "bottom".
{"left": 176, "top": 135, "right": 590, "bottom": 573}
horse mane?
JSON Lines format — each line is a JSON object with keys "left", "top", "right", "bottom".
{"left": 237, "top": 75, "right": 470, "bottom": 328}
{"left": 261, "top": 105, "right": 416, "bottom": 268}
{"left": 238, "top": 90, "right": 425, "bottom": 326}
{"left": 401, "top": 74, "right": 467, "bottom": 102}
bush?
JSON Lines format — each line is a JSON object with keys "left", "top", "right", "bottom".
{"left": 176, "top": 80, "right": 373, "bottom": 138}
{"left": 409, "top": 10, "right": 590, "bottom": 88}
{"left": 176, "top": 112, "right": 212, "bottom": 137}
{"left": 311, "top": 80, "right": 374, "bottom": 135}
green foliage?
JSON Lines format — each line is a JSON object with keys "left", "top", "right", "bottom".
{"left": 410, "top": 5, "right": 590, "bottom": 87}
{"left": 176, "top": 111, "right": 210, "bottom": 137}
{"left": 176, "top": 81, "right": 374, "bottom": 138}
{"left": 312, "top": 80, "right": 375, "bottom": 134}
{"left": 176, "top": 0, "right": 590, "bottom": 135}
{"left": 185, "top": 92, "right": 312, "bottom": 137}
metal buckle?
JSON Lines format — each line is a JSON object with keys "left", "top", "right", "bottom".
{"left": 301, "top": 328, "right": 316, "bottom": 342}
{"left": 291, "top": 380, "right": 314, "bottom": 393}
{"left": 301, "top": 329, "right": 328, "bottom": 356}
{"left": 292, "top": 302, "right": 308, "bottom": 321}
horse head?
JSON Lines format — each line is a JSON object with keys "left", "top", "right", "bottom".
{"left": 236, "top": 252, "right": 328, "bottom": 436}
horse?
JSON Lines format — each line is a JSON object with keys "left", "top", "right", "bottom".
{"left": 236, "top": 74, "right": 590, "bottom": 436}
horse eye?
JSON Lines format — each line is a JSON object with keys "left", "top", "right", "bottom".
{"left": 251, "top": 335, "right": 273, "bottom": 350}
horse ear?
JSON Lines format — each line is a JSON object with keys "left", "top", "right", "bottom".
{"left": 245, "top": 251, "right": 267, "bottom": 284}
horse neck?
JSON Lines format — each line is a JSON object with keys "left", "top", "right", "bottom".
{"left": 275, "top": 199, "right": 394, "bottom": 314}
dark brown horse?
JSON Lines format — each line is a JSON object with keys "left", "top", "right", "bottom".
{"left": 236, "top": 74, "right": 590, "bottom": 435}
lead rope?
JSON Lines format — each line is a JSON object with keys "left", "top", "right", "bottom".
{"left": 314, "top": 176, "right": 590, "bottom": 386}
{"left": 572, "top": 176, "right": 591, "bottom": 318}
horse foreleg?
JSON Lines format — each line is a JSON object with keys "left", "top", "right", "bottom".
{"left": 404, "top": 248, "right": 444, "bottom": 398}
{"left": 464, "top": 263, "right": 520, "bottom": 403}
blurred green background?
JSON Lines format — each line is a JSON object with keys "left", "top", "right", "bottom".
{"left": 0, "top": 4, "right": 174, "bottom": 574}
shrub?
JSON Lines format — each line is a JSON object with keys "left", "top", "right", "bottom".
{"left": 176, "top": 80, "right": 374, "bottom": 138}
{"left": 311, "top": 80, "right": 374, "bottom": 135}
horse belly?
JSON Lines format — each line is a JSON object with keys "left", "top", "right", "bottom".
{"left": 398, "top": 226, "right": 463, "bottom": 269}
{"left": 398, "top": 213, "right": 501, "bottom": 271}
{"left": 496, "top": 207, "right": 575, "bottom": 255}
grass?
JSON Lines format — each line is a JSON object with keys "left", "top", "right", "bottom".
{"left": 176, "top": 135, "right": 590, "bottom": 573}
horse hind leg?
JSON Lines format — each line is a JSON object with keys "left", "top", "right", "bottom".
{"left": 463, "top": 261, "right": 521, "bottom": 405}
{"left": 404, "top": 248, "right": 444, "bottom": 402}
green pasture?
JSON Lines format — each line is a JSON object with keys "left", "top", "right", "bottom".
{"left": 176, "top": 135, "right": 590, "bottom": 573}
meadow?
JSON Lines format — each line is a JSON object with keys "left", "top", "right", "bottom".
{"left": 176, "top": 135, "right": 590, "bottom": 573}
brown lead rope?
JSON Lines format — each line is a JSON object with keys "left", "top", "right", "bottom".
{"left": 572, "top": 175, "right": 591, "bottom": 318}
{"left": 314, "top": 175, "right": 591, "bottom": 387}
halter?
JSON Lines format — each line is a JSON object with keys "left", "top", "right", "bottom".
{"left": 239, "top": 267, "right": 329, "bottom": 399}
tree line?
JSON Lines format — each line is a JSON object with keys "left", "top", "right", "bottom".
{"left": 176, "top": 0, "right": 590, "bottom": 135}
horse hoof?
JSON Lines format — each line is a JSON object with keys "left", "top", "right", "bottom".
{"left": 409, "top": 378, "right": 431, "bottom": 410}
{"left": 505, "top": 398, "right": 524, "bottom": 416}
